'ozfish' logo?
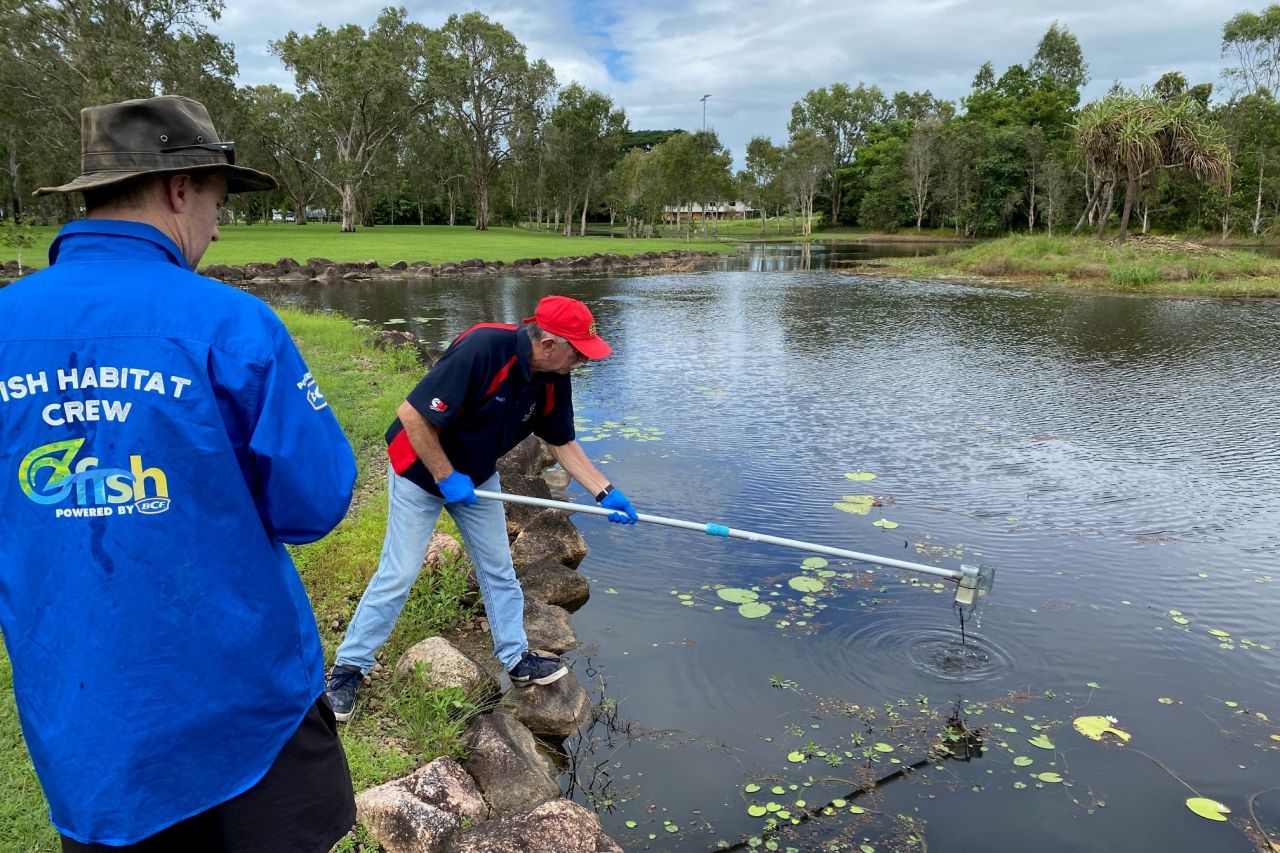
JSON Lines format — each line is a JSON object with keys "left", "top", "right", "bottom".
{"left": 297, "top": 372, "right": 328, "bottom": 411}
{"left": 19, "top": 438, "right": 171, "bottom": 516}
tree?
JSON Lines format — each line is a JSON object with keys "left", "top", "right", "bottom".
{"left": 1222, "top": 5, "right": 1280, "bottom": 96}
{"left": 545, "top": 83, "right": 627, "bottom": 236}
{"left": 1074, "top": 91, "right": 1233, "bottom": 240}
{"left": 905, "top": 117, "right": 944, "bottom": 230}
{"left": 783, "top": 129, "right": 833, "bottom": 235}
{"left": 744, "top": 136, "right": 784, "bottom": 235}
{"left": 1029, "top": 22, "right": 1090, "bottom": 93}
{"left": 273, "top": 9, "right": 430, "bottom": 232}
{"left": 426, "top": 11, "right": 555, "bottom": 230}
{"left": 788, "top": 83, "right": 887, "bottom": 224}
{"left": 238, "top": 85, "right": 324, "bottom": 224}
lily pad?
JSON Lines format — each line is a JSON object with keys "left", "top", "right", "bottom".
{"left": 744, "top": 783, "right": 761, "bottom": 793}
{"left": 1185, "top": 797, "right": 1231, "bottom": 821}
{"left": 717, "top": 588, "right": 758, "bottom": 604}
{"left": 802, "top": 557, "right": 829, "bottom": 569}
{"left": 1209, "top": 629, "right": 1231, "bottom": 638}
{"left": 788, "top": 576, "right": 825, "bottom": 593}
{"left": 1073, "top": 716, "right": 1131, "bottom": 743}
{"left": 873, "top": 742, "right": 895, "bottom": 753}
{"left": 1035, "top": 772, "right": 1063, "bottom": 783}
{"left": 787, "top": 751, "right": 806, "bottom": 762}
{"left": 845, "top": 472, "right": 877, "bottom": 481}
{"left": 833, "top": 495, "right": 875, "bottom": 515}
{"left": 872, "top": 519, "right": 899, "bottom": 529}
{"left": 1013, "top": 756, "right": 1034, "bottom": 767}
{"left": 1028, "top": 735, "right": 1055, "bottom": 750}
{"left": 739, "top": 602, "right": 772, "bottom": 619}
{"left": 747, "top": 804, "right": 767, "bottom": 817}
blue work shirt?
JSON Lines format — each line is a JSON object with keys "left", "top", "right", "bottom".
{"left": 0, "top": 220, "right": 356, "bottom": 844}
{"left": 386, "top": 324, "right": 574, "bottom": 493}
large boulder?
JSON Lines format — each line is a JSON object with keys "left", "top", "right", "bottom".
{"left": 510, "top": 509, "right": 587, "bottom": 570}
{"left": 393, "top": 637, "right": 498, "bottom": 700}
{"left": 495, "top": 473, "right": 553, "bottom": 539}
{"left": 516, "top": 559, "right": 589, "bottom": 611}
{"left": 426, "top": 531, "right": 463, "bottom": 569}
{"left": 502, "top": 670, "right": 592, "bottom": 739}
{"left": 523, "top": 598, "right": 576, "bottom": 654}
{"left": 462, "top": 713, "right": 560, "bottom": 815}
{"left": 443, "top": 799, "right": 622, "bottom": 853}
{"left": 356, "top": 757, "right": 488, "bottom": 853}
{"left": 497, "top": 435, "right": 555, "bottom": 480}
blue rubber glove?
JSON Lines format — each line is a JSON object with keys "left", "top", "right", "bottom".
{"left": 437, "top": 471, "right": 477, "bottom": 506}
{"left": 600, "top": 488, "right": 638, "bottom": 524}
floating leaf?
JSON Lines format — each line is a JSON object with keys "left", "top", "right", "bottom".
{"left": 1185, "top": 797, "right": 1231, "bottom": 821}
{"left": 771, "top": 785, "right": 786, "bottom": 794}
{"left": 1073, "top": 716, "right": 1131, "bottom": 743}
{"left": 1157, "top": 697, "right": 1175, "bottom": 705}
{"left": 739, "top": 602, "right": 772, "bottom": 619}
{"left": 1209, "top": 629, "right": 1231, "bottom": 638}
{"left": 845, "top": 472, "right": 877, "bottom": 481}
{"left": 874, "top": 742, "right": 895, "bottom": 753}
{"left": 872, "top": 519, "right": 899, "bottom": 529}
{"left": 744, "top": 783, "right": 761, "bottom": 793}
{"left": 1013, "top": 756, "right": 1033, "bottom": 767}
{"left": 787, "top": 751, "right": 806, "bottom": 762}
{"left": 625, "top": 820, "right": 637, "bottom": 828}
{"left": 665, "top": 824, "right": 678, "bottom": 833}
{"left": 788, "top": 576, "right": 825, "bottom": 593}
{"left": 833, "top": 495, "right": 875, "bottom": 515}
{"left": 1035, "top": 772, "right": 1063, "bottom": 783}
{"left": 1168, "top": 609, "right": 1183, "bottom": 617}
{"left": 802, "top": 557, "right": 828, "bottom": 569}
{"left": 1172, "top": 616, "right": 1190, "bottom": 625}
{"left": 717, "top": 588, "right": 758, "bottom": 604}
{"left": 848, "top": 805, "right": 865, "bottom": 814}
{"left": 1028, "top": 735, "right": 1055, "bottom": 750}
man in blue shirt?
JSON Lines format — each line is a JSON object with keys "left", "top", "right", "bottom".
{"left": 0, "top": 96, "right": 358, "bottom": 851}
{"left": 326, "top": 296, "right": 639, "bottom": 719}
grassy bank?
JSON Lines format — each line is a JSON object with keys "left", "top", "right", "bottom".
{"left": 1, "top": 222, "right": 734, "bottom": 270}
{"left": 879, "top": 234, "right": 1280, "bottom": 296}
{"left": 0, "top": 308, "right": 479, "bottom": 850}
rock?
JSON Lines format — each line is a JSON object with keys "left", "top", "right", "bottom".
{"left": 250, "top": 267, "right": 288, "bottom": 280}
{"left": 426, "top": 531, "right": 462, "bottom": 568}
{"left": 516, "top": 559, "right": 589, "bottom": 611}
{"left": 497, "top": 435, "right": 552, "bottom": 481}
{"left": 510, "top": 509, "right": 587, "bottom": 570}
{"left": 356, "top": 757, "right": 488, "bottom": 853}
{"left": 462, "top": 713, "right": 560, "bottom": 815}
{"left": 495, "top": 473, "right": 552, "bottom": 539}
{"left": 541, "top": 468, "right": 571, "bottom": 493}
{"left": 443, "top": 799, "right": 621, "bottom": 853}
{"left": 523, "top": 598, "right": 576, "bottom": 653}
{"left": 394, "top": 637, "right": 499, "bottom": 699}
{"left": 502, "top": 670, "right": 591, "bottom": 738}
{"left": 275, "top": 256, "right": 301, "bottom": 270}
{"left": 361, "top": 258, "right": 381, "bottom": 270}
{"left": 306, "top": 257, "right": 335, "bottom": 267}
{"left": 389, "top": 260, "right": 409, "bottom": 270}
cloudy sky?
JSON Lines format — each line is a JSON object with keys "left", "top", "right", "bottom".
{"left": 210, "top": 0, "right": 1264, "bottom": 165}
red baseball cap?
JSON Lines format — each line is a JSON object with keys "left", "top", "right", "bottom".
{"left": 522, "top": 295, "right": 612, "bottom": 360}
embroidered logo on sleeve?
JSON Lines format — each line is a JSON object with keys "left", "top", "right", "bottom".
{"left": 296, "top": 372, "right": 328, "bottom": 411}
{"left": 430, "top": 397, "right": 449, "bottom": 412}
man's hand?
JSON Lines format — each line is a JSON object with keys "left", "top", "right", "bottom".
{"left": 600, "top": 488, "right": 638, "bottom": 524}
{"left": 437, "top": 471, "right": 477, "bottom": 506}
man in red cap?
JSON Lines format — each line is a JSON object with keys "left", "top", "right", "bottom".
{"left": 326, "top": 295, "right": 638, "bottom": 718}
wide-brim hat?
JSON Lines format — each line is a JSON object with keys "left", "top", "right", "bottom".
{"left": 522, "top": 295, "right": 612, "bottom": 360}
{"left": 34, "top": 95, "right": 278, "bottom": 197}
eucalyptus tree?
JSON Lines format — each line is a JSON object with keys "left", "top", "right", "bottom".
{"left": 744, "top": 136, "right": 784, "bottom": 235}
{"left": 1028, "top": 21, "right": 1090, "bottom": 94}
{"left": 272, "top": 8, "right": 430, "bottom": 232}
{"left": 0, "top": 0, "right": 235, "bottom": 221}
{"left": 688, "top": 129, "right": 733, "bottom": 236}
{"left": 655, "top": 131, "right": 696, "bottom": 234}
{"left": 783, "top": 128, "right": 834, "bottom": 235}
{"left": 545, "top": 83, "right": 627, "bottom": 236}
{"left": 1073, "top": 92, "right": 1232, "bottom": 240}
{"left": 905, "top": 117, "right": 944, "bottom": 231}
{"left": 1218, "top": 91, "right": 1280, "bottom": 235}
{"left": 426, "top": 11, "right": 555, "bottom": 230}
{"left": 788, "top": 82, "right": 888, "bottom": 224}
{"left": 1222, "top": 5, "right": 1280, "bottom": 96}
{"left": 238, "top": 85, "right": 325, "bottom": 225}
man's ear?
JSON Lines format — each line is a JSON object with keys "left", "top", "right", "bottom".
{"left": 162, "top": 174, "right": 196, "bottom": 213}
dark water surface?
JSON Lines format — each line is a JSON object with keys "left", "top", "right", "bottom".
{"left": 255, "top": 248, "right": 1280, "bottom": 852}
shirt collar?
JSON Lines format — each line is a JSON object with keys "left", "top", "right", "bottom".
{"left": 49, "top": 219, "right": 190, "bottom": 270}
{"left": 515, "top": 326, "right": 533, "bottom": 381}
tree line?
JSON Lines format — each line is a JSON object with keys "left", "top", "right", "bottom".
{"left": 2, "top": 3, "right": 1278, "bottom": 241}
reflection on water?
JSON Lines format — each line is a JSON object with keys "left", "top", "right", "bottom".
{"left": 251, "top": 263, "right": 1279, "bottom": 852}
{"left": 720, "top": 239, "right": 958, "bottom": 271}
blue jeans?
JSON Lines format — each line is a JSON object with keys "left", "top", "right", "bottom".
{"left": 335, "top": 466, "right": 527, "bottom": 672}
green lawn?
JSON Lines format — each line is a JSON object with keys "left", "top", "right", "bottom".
{"left": 0, "top": 308, "right": 480, "bottom": 850}
{"left": 1, "top": 222, "right": 735, "bottom": 270}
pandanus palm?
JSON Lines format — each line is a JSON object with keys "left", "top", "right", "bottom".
{"left": 1073, "top": 93, "right": 1232, "bottom": 240}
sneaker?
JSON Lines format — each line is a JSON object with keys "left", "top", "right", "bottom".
{"left": 325, "top": 664, "right": 364, "bottom": 721}
{"left": 508, "top": 651, "right": 568, "bottom": 686}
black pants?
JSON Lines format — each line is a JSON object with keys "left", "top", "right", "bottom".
{"left": 61, "top": 697, "right": 356, "bottom": 853}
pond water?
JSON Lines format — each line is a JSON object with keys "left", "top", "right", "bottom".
{"left": 253, "top": 251, "right": 1280, "bottom": 852}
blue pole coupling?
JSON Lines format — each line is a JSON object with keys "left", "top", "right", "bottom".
{"left": 705, "top": 523, "right": 731, "bottom": 537}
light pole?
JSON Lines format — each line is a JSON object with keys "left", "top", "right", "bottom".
{"left": 700, "top": 93, "right": 711, "bottom": 131}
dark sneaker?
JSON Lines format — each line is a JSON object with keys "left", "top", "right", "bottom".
{"left": 508, "top": 651, "right": 568, "bottom": 686}
{"left": 325, "top": 664, "right": 364, "bottom": 721}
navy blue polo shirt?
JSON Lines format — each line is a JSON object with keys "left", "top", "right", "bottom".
{"left": 386, "top": 324, "right": 574, "bottom": 493}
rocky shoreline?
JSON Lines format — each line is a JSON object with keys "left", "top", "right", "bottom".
{"left": 0, "top": 248, "right": 722, "bottom": 285}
